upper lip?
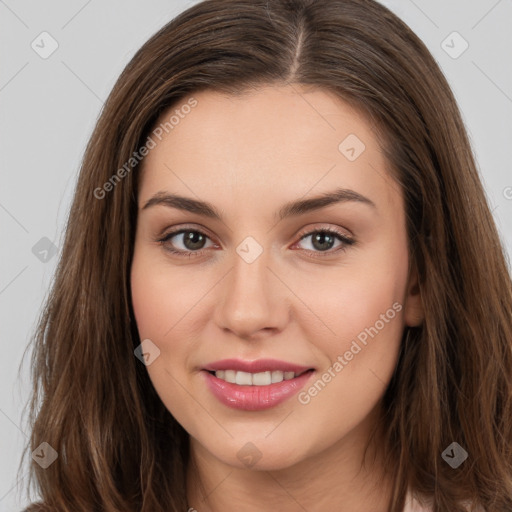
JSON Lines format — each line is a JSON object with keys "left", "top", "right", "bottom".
{"left": 203, "top": 358, "right": 314, "bottom": 374}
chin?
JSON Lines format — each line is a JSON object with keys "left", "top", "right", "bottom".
{"left": 204, "top": 436, "right": 312, "bottom": 472}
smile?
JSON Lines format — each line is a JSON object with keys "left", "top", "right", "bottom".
{"left": 201, "top": 358, "right": 315, "bottom": 411}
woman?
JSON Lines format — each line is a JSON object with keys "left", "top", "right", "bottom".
{"left": 20, "top": 0, "right": 512, "bottom": 510}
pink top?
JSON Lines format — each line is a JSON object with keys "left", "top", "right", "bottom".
{"left": 404, "top": 490, "right": 481, "bottom": 512}
{"left": 403, "top": 490, "right": 433, "bottom": 512}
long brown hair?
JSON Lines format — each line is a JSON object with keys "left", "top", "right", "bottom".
{"left": 19, "top": 0, "right": 512, "bottom": 510}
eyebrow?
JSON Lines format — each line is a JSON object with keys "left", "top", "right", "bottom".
{"left": 142, "top": 187, "right": 376, "bottom": 221}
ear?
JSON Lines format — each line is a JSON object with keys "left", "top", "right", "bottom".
{"left": 403, "top": 263, "right": 424, "bottom": 327}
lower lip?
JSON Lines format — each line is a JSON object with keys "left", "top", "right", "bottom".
{"left": 202, "top": 370, "right": 315, "bottom": 411}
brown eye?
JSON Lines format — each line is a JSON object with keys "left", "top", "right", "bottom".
{"left": 180, "top": 230, "right": 208, "bottom": 250}
{"left": 158, "top": 229, "right": 215, "bottom": 256}
{"left": 295, "top": 229, "right": 355, "bottom": 254}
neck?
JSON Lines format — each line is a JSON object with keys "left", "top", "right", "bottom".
{"left": 186, "top": 409, "right": 394, "bottom": 512}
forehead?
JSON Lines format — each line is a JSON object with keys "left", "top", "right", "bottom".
{"left": 139, "top": 85, "right": 401, "bottom": 216}
{"left": 154, "top": 84, "right": 377, "bottom": 156}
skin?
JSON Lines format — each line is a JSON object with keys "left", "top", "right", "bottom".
{"left": 130, "top": 84, "right": 424, "bottom": 511}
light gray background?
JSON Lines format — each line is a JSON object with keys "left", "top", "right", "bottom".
{"left": 1, "top": 0, "right": 511, "bottom": 509}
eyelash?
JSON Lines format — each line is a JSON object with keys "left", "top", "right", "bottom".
{"left": 156, "top": 226, "right": 355, "bottom": 259}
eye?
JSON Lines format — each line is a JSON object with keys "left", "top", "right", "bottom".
{"left": 157, "top": 228, "right": 216, "bottom": 257}
{"left": 292, "top": 228, "right": 355, "bottom": 256}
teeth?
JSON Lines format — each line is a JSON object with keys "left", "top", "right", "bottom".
{"left": 235, "top": 371, "right": 253, "bottom": 385}
{"left": 224, "top": 370, "right": 236, "bottom": 383}
{"left": 271, "top": 370, "right": 284, "bottom": 383}
{"left": 214, "top": 369, "right": 299, "bottom": 385}
{"left": 252, "top": 371, "right": 272, "bottom": 385}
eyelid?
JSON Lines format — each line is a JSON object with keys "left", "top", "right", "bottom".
{"left": 294, "top": 223, "right": 353, "bottom": 243}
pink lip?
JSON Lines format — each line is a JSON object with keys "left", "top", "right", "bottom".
{"left": 201, "top": 359, "right": 315, "bottom": 411}
{"left": 202, "top": 358, "right": 312, "bottom": 374}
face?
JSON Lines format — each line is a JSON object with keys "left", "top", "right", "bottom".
{"left": 130, "top": 84, "right": 423, "bottom": 472}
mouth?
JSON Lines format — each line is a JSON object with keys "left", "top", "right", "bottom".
{"left": 201, "top": 359, "right": 316, "bottom": 411}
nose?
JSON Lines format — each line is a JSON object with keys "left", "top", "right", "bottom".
{"left": 213, "top": 244, "right": 289, "bottom": 340}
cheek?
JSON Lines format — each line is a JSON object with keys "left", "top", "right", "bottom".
{"left": 130, "top": 247, "right": 197, "bottom": 340}
{"left": 130, "top": 249, "right": 204, "bottom": 424}
{"left": 130, "top": 266, "right": 168, "bottom": 341}
{"left": 291, "top": 267, "right": 406, "bottom": 443}
{"left": 130, "top": 246, "right": 215, "bottom": 386}
{"left": 291, "top": 250, "right": 407, "bottom": 346}
{"left": 285, "top": 240, "right": 408, "bottom": 402}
